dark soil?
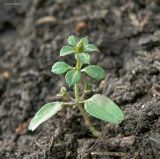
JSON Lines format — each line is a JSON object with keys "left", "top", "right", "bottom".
{"left": 0, "top": 0, "right": 160, "bottom": 159}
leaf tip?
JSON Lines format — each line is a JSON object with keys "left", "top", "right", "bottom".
{"left": 28, "top": 122, "right": 34, "bottom": 131}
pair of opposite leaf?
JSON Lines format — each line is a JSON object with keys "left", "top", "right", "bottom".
{"left": 28, "top": 35, "right": 124, "bottom": 133}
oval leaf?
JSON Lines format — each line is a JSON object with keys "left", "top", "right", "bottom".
{"left": 60, "top": 45, "right": 75, "bottom": 56}
{"left": 81, "top": 37, "right": 89, "bottom": 46}
{"left": 81, "top": 65, "right": 105, "bottom": 80}
{"left": 51, "top": 62, "right": 71, "bottom": 74}
{"left": 28, "top": 102, "right": 62, "bottom": 131}
{"left": 79, "top": 53, "right": 90, "bottom": 64}
{"left": 65, "top": 70, "right": 81, "bottom": 87}
{"left": 84, "top": 44, "right": 99, "bottom": 52}
{"left": 68, "top": 35, "right": 78, "bottom": 46}
{"left": 84, "top": 94, "right": 124, "bottom": 124}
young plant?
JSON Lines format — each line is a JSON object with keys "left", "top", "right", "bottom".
{"left": 28, "top": 35, "right": 124, "bottom": 137}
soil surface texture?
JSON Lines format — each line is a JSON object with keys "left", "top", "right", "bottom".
{"left": 0, "top": 0, "right": 160, "bottom": 159}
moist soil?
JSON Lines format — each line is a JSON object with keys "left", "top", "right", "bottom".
{"left": 0, "top": 0, "right": 160, "bottom": 159}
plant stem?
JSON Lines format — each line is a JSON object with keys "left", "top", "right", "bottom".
{"left": 74, "top": 54, "right": 101, "bottom": 137}
{"left": 62, "top": 100, "right": 86, "bottom": 106}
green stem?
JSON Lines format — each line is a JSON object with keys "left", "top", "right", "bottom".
{"left": 74, "top": 54, "right": 101, "bottom": 137}
{"left": 62, "top": 100, "right": 86, "bottom": 106}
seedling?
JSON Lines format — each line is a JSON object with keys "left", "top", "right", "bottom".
{"left": 28, "top": 35, "right": 124, "bottom": 137}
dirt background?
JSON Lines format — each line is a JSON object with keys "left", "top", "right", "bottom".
{"left": 0, "top": 0, "right": 160, "bottom": 159}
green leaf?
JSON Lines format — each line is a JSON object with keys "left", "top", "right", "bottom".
{"left": 51, "top": 62, "right": 71, "bottom": 74}
{"left": 68, "top": 35, "right": 78, "bottom": 46}
{"left": 81, "top": 65, "right": 105, "bottom": 80}
{"left": 84, "top": 44, "right": 100, "bottom": 52}
{"left": 65, "top": 70, "right": 81, "bottom": 87}
{"left": 84, "top": 94, "right": 124, "bottom": 124}
{"left": 76, "top": 40, "right": 83, "bottom": 53}
{"left": 28, "top": 102, "right": 63, "bottom": 131}
{"left": 60, "top": 46, "right": 75, "bottom": 56}
{"left": 79, "top": 53, "right": 90, "bottom": 64}
{"left": 84, "top": 81, "right": 96, "bottom": 91}
{"left": 81, "top": 37, "right": 89, "bottom": 46}
{"left": 57, "top": 86, "right": 67, "bottom": 97}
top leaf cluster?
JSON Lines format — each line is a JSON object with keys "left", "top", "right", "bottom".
{"left": 51, "top": 35, "right": 105, "bottom": 87}
{"left": 60, "top": 35, "right": 99, "bottom": 56}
